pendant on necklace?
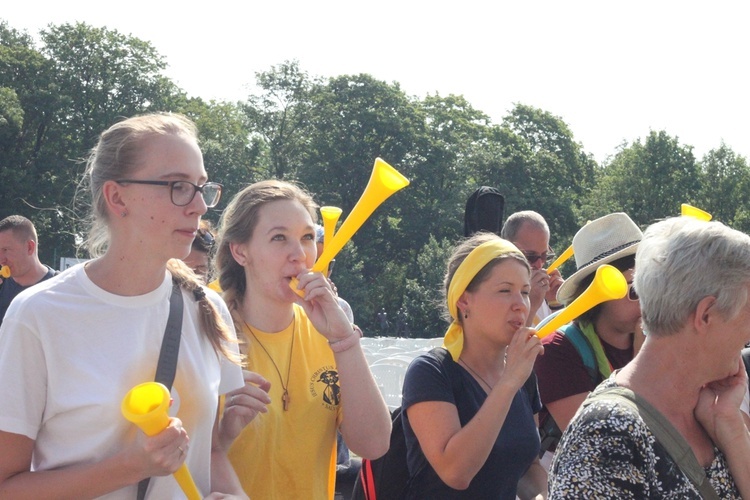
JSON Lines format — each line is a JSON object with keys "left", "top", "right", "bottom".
{"left": 282, "top": 389, "right": 290, "bottom": 411}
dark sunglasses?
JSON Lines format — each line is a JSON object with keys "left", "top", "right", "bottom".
{"left": 196, "top": 228, "right": 215, "bottom": 248}
{"left": 523, "top": 252, "right": 556, "bottom": 266}
{"left": 628, "top": 283, "right": 638, "bottom": 301}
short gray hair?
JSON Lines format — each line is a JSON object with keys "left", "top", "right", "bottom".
{"left": 500, "top": 211, "right": 549, "bottom": 241}
{"left": 636, "top": 217, "right": 750, "bottom": 336}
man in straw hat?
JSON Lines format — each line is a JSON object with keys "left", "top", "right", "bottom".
{"left": 534, "top": 212, "right": 642, "bottom": 460}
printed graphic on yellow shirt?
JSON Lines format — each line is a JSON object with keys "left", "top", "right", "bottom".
{"left": 310, "top": 365, "right": 340, "bottom": 411}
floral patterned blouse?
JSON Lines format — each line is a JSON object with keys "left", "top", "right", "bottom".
{"left": 548, "top": 377, "right": 740, "bottom": 499}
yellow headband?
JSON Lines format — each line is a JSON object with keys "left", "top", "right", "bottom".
{"left": 443, "top": 239, "right": 523, "bottom": 360}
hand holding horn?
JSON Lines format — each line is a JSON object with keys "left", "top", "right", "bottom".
{"left": 121, "top": 382, "right": 201, "bottom": 500}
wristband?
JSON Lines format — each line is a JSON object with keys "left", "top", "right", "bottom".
{"left": 328, "top": 325, "right": 362, "bottom": 353}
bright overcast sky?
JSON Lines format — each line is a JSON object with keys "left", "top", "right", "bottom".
{"left": 4, "top": 1, "right": 750, "bottom": 164}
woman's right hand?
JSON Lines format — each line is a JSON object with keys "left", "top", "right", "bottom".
{"left": 503, "top": 327, "right": 543, "bottom": 389}
{"left": 122, "top": 417, "right": 190, "bottom": 480}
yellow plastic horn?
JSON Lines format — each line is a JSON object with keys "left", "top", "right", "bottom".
{"left": 290, "top": 158, "right": 410, "bottom": 296}
{"left": 681, "top": 203, "right": 712, "bottom": 221}
{"left": 320, "top": 206, "right": 343, "bottom": 276}
{"left": 536, "top": 264, "right": 628, "bottom": 339}
{"left": 547, "top": 220, "right": 591, "bottom": 275}
{"left": 121, "top": 382, "right": 201, "bottom": 500}
{"left": 546, "top": 245, "right": 573, "bottom": 275}
{"left": 0, "top": 266, "right": 10, "bottom": 278}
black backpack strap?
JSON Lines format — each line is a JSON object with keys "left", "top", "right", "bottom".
{"left": 137, "top": 279, "right": 184, "bottom": 500}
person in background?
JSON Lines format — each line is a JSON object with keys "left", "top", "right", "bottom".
{"left": 549, "top": 217, "right": 750, "bottom": 498}
{"left": 534, "top": 213, "right": 641, "bottom": 465}
{"left": 0, "top": 215, "right": 58, "bottom": 327}
{"left": 0, "top": 113, "right": 247, "bottom": 497}
{"left": 402, "top": 232, "right": 546, "bottom": 499}
{"left": 183, "top": 219, "right": 216, "bottom": 283}
{"left": 463, "top": 186, "right": 505, "bottom": 237}
{"left": 501, "top": 211, "right": 563, "bottom": 325}
{"left": 214, "top": 179, "right": 391, "bottom": 500}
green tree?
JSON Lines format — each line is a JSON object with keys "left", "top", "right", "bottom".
{"left": 402, "top": 235, "right": 454, "bottom": 337}
{"left": 1, "top": 21, "right": 185, "bottom": 264}
{"left": 584, "top": 130, "right": 700, "bottom": 227}
{"left": 697, "top": 143, "right": 750, "bottom": 231}
{"left": 180, "top": 97, "right": 261, "bottom": 212}
{"left": 499, "top": 104, "right": 598, "bottom": 244}
{"left": 295, "top": 73, "right": 423, "bottom": 329}
{"left": 242, "top": 60, "right": 318, "bottom": 180}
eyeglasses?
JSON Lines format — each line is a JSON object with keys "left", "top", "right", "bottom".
{"left": 522, "top": 252, "right": 556, "bottom": 266}
{"left": 115, "top": 179, "right": 223, "bottom": 208}
{"left": 628, "top": 283, "right": 639, "bottom": 301}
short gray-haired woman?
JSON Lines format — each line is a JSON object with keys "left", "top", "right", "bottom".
{"left": 549, "top": 217, "right": 750, "bottom": 499}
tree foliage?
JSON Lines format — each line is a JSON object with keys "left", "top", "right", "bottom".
{"left": 2, "top": 19, "right": 749, "bottom": 335}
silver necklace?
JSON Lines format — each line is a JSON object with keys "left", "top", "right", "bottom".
{"left": 459, "top": 358, "right": 494, "bottom": 391}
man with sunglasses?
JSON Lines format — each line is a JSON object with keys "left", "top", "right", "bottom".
{"left": 533, "top": 212, "right": 642, "bottom": 467}
{"left": 501, "top": 211, "right": 564, "bottom": 326}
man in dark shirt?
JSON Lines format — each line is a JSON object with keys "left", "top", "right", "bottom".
{"left": 0, "top": 215, "right": 58, "bottom": 327}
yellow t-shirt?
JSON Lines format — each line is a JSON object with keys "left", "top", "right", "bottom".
{"left": 228, "top": 304, "right": 342, "bottom": 500}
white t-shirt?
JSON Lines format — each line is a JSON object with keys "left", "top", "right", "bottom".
{"left": 0, "top": 264, "right": 243, "bottom": 499}
{"left": 742, "top": 387, "right": 749, "bottom": 417}
{"left": 534, "top": 300, "right": 554, "bottom": 325}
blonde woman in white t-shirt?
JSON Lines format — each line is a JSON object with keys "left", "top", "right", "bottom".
{"left": 0, "top": 113, "right": 247, "bottom": 498}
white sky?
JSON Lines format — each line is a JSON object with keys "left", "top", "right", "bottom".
{"left": 4, "top": 1, "right": 750, "bottom": 164}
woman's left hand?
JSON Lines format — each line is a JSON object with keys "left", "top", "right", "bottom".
{"left": 695, "top": 357, "right": 748, "bottom": 446}
{"left": 293, "top": 271, "right": 350, "bottom": 340}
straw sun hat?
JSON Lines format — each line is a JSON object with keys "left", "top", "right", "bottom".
{"left": 556, "top": 212, "right": 643, "bottom": 305}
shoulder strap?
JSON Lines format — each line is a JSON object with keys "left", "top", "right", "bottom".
{"left": 561, "top": 323, "right": 598, "bottom": 384}
{"left": 586, "top": 387, "right": 720, "bottom": 500}
{"left": 154, "top": 281, "right": 184, "bottom": 390}
{"left": 137, "top": 280, "right": 184, "bottom": 500}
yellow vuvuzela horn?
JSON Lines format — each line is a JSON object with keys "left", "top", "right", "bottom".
{"left": 547, "top": 220, "right": 591, "bottom": 275}
{"left": 0, "top": 266, "right": 10, "bottom": 278}
{"left": 681, "top": 203, "right": 712, "bottom": 221}
{"left": 546, "top": 245, "right": 573, "bottom": 275}
{"left": 291, "top": 158, "right": 410, "bottom": 296}
{"left": 536, "top": 265, "right": 627, "bottom": 339}
{"left": 121, "top": 382, "right": 201, "bottom": 500}
{"left": 320, "top": 206, "right": 343, "bottom": 276}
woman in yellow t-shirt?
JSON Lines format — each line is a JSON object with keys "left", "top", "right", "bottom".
{"left": 214, "top": 179, "right": 391, "bottom": 499}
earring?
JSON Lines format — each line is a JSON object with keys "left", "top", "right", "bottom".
{"left": 464, "top": 311, "right": 468, "bottom": 319}
{"left": 120, "top": 211, "right": 128, "bottom": 218}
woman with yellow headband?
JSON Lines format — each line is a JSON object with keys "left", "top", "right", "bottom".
{"left": 401, "top": 232, "right": 547, "bottom": 499}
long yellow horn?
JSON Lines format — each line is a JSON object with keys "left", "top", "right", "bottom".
{"left": 547, "top": 220, "right": 591, "bottom": 275}
{"left": 536, "top": 265, "right": 627, "bottom": 339}
{"left": 290, "top": 158, "right": 409, "bottom": 296}
{"left": 681, "top": 203, "right": 712, "bottom": 221}
{"left": 546, "top": 245, "right": 573, "bottom": 274}
{"left": 319, "top": 206, "right": 343, "bottom": 276}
